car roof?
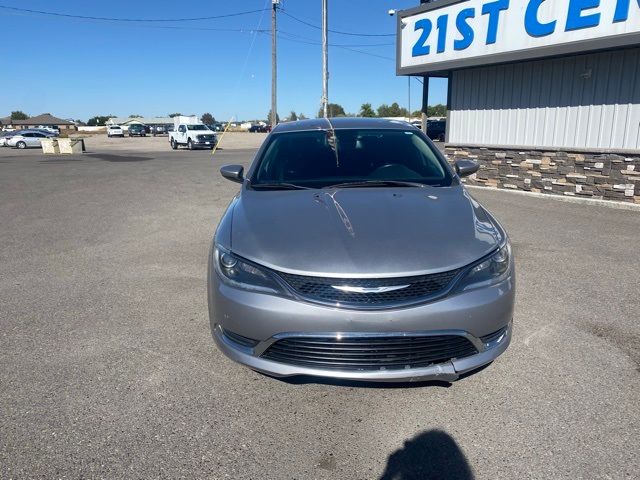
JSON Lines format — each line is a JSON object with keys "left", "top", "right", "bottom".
{"left": 271, "top": 117, "right": 414, "bottom": 133}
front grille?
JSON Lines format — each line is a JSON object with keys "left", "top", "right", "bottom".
{"left": 262, "top": 335, "right": 478, "bottom": 371}
{"left": 277, "top": 270, "right": 461, "bottom": 308}
{"left": 198, "top": 135, "right": 215, "bottom": 141}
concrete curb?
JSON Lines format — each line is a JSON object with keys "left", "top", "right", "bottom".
{"left": 465, "top": 185, "right": 640, "bottom": 212}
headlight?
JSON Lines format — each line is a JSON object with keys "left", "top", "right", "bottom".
{"left": 214, "top": 246, "right": 287, "bottom": 295}
{"left": 454, "top": 242, "right": 512, "bottom": 292}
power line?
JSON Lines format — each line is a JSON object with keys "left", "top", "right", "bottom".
{"left": 271, "top": 32, "right": 395, "bottom": 61}
{"left": 280, "top": 10, "right": 395, "bottom": 37}
{"left": 0, "top": 4, "right": 267, "bottom": 23}
{"left": 278, "top": 30, "right": 393, "bottom": 47}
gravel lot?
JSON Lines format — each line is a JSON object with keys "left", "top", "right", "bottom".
{"left": 0, "top": 142, "right": 638, "bottom": 479}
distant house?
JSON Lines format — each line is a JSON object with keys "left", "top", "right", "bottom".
{"left": 0, "top": 113, "right": 77, "bottom": 133}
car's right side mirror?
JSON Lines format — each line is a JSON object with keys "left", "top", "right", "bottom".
{"left": 220, "top": 164, "right": 244, "bottom": 184}
{"left": 454, "top": 159, "right": 479, "bottom": 178}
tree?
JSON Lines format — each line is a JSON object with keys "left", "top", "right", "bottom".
{"left": 289, "top": 111, "right": 298, "bottom": 122}
{"left": 377, "top": 102, "right": 409, "bottom": 118}
{"left": 427, "top": 104, "right": 447, "bottom": 117}
{"left": 359, "top": 103, "right": 376, "bottom": 117}
{"left": 317, "top": 103, "right": 346, "bottom": 118}
{"left": 75, "top": 119, "right": 87, "bottom": 126}
{"left": 87, "top": 115, "right": 114, "bottom": 126}
{"left": 129, "top": 114, "right": 142, "bottom": 118}
{"left": 267, "top": 110, "right": 280, "bottom": 124}
{"left": 299, "top": 113, "right": 307, "bottom": 120}
{"left": 168, "top": 113, "right": 182, "bottom": 118}
{"left": 11, "top": 111, "right": 29, "bottom": 120}
{"left": 201, "top": 113, "right": 215, "bottom": 124}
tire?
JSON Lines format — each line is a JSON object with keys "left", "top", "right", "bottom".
{"left": 439, "top": 133, "right": 445, "bottom": 142}
{"left": 16, "top": 141, "right": 26, "bottom": 149}
{"left": 187, "top": 139, "right": 193, "bottom": 150}
{"left": 170, "top": 139, "right": 177, "bottom": 150}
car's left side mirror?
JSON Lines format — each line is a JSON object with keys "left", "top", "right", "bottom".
{"left": 220, "top": 164, "right": 244, "bottom": 184}
{"left": 454, "top": 159, "right": 479, "bottom": 178}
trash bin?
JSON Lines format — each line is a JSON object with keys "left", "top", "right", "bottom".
{"left": 41, "top": 138, "right": 60, "bottom": 154}
{"left": 58, "top": 138, "right": 85, "bottom": 154}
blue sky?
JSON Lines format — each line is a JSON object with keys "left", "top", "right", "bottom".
{"left": 0, "top": 0, "right": 448, "bottom": 122}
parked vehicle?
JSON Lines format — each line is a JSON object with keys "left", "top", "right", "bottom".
{"left": 150, "top": 125, "right": 166, "bottom": 136}
{"left": 35, "top": 125, "right": 59, "bottom": 135}
{"left": 248, "top": 124, "right": 269, "bottom": 133}
{"left": 107, "top": 125, "right": 124, "bottom": 137}
{"left": 169, "top": 123, "right": 217, "bottom": 150}
{"left": 426, "top": 120, "right": 446, "bottom": 142}
{"left": 208, "top": 117, "right": 514, "bottom": 383}
{"left": 128, "top": 124, "right": 147, "bottom": 137}
{"left": 7, "top": 130, "right": 52, "bottom": 149}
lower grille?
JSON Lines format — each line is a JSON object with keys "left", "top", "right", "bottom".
{"left": 261, "top": 335, "right": 478, "bottom": 371}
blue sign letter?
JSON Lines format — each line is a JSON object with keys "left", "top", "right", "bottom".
{"left": 614, "top": 0, "right": 640, "bottom": 22}
{"left": 412, "top": 19, "right": 432, "bottom": 57}
{"left": 525, "top": 0, "right": 556, "bottom": 37}
{"left": 454, "top": 9, "right": 475, "bottom": 51}
{"left": 566, "top": 0, "right": 601, "bottom": 31}
{"left": 482, "top": 0, "right": 509, "bottom": 44}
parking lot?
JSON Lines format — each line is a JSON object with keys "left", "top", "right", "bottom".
{"left": 1, "top": 138, "right": 639, "bottom": 478}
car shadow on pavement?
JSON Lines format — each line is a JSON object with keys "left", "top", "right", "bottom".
{"left": 85, "top": 153, "right": 153, "bottom": 162}
{"left": 380, "top": 430, "right": 474, "bottom": 480}
{"left": 267, "top": 374, "right": 452, "bottom": 389}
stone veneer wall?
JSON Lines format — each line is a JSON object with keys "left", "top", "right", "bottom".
{"left": 445, "top": 145, "right": 640, "bottom": 204}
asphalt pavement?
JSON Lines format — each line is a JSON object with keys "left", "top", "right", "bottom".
{"left": 1, "top": 146, "right": 638, "bottom": 479}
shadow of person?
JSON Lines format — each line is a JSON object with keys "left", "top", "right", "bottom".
{"left": 380, "top": 430, "right": 474, "bottom": 480}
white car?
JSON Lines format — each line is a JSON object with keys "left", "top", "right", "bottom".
{"left": 107, "top": 125, "right": 124, "bottom": 138}
{"left": 36, "top": 125, "right": 59, "bottom": 135}
{"left": 7, "top": 131, "right": 51, "bottom": 149}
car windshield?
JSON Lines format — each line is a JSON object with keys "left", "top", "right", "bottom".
{"left": 187, "top": 125, "right": 209, "bottom": 131}
{"left": 250, "top": 129, "right": 452, "bottom": 189}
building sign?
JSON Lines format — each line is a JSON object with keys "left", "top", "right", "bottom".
{"left": 397, "top": 0, "right": 640, "bottom": 75}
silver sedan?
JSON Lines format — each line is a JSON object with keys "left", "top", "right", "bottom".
{"left": 7, "top": 131, "right": 52, "bottom": 149}
{"left": 208, "top": 118, "right": 515, "bottom": 383}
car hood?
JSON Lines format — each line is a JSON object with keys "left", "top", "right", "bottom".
{"left": 227, "top": 186, "right": 504, "bottom": 278}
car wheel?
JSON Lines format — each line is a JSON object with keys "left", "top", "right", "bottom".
{"left": 187, "top": 139, "right": 193, "bottom": 150}
{"left": 16, "top": 141, "right": 26, "bottom": 149}
{"left": 171, "top": 139, "right": 177, "bottom": 150}
{"left": 439, "top": 133, "right": 445, "bottom": 142}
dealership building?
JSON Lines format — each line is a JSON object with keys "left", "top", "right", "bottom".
{"left": 398, "top": 0, "right": 640, "bottom": 203}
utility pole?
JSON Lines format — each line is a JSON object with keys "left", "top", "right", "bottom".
{"left": 408, "top": 77, "right": 411, "bottom": 121}
{"left": 321, "top": 0, "right": 329, "bottom": 118}
{"left": 420, "top": 0, "right": 431, "bottom": 133}
{"left": 271, "top": 0, "right": 279, "bottom": 127}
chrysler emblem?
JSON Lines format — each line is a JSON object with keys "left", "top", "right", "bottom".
{"left": 331, "top": 284, "right": 410, "bottom": 294}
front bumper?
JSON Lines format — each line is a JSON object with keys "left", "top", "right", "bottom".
{"left": 208, "top": 264, "right": 515, "bottom": 382}
{"left": 212, "top": 322, "right": 511, "bottom": 382}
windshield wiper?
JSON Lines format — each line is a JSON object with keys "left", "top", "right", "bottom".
{"left": 250, "top": 182, "right": 312, "bottom": 190}
{"left": 323, "top": 180, "right": 430, "bottom": 189}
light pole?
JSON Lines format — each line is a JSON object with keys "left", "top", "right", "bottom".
{"left": 321, "top": 0, "right": 329, "bottom": 118}
{"left": 389, "top": 9, "right": 412, "bottom": 123}
{"left": 271, "top": 0, "right": 279, "bottom": 127}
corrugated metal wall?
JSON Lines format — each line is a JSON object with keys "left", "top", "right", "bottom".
{"left": 449, "top": 47, "right": 640, "bottom": 150}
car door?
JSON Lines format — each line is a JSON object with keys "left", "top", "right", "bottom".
{"left": 177, "top": 125, "right": 187, "bottom": 143}
{"left": 32, "top": 132, "right": 47, "bottom": 147}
